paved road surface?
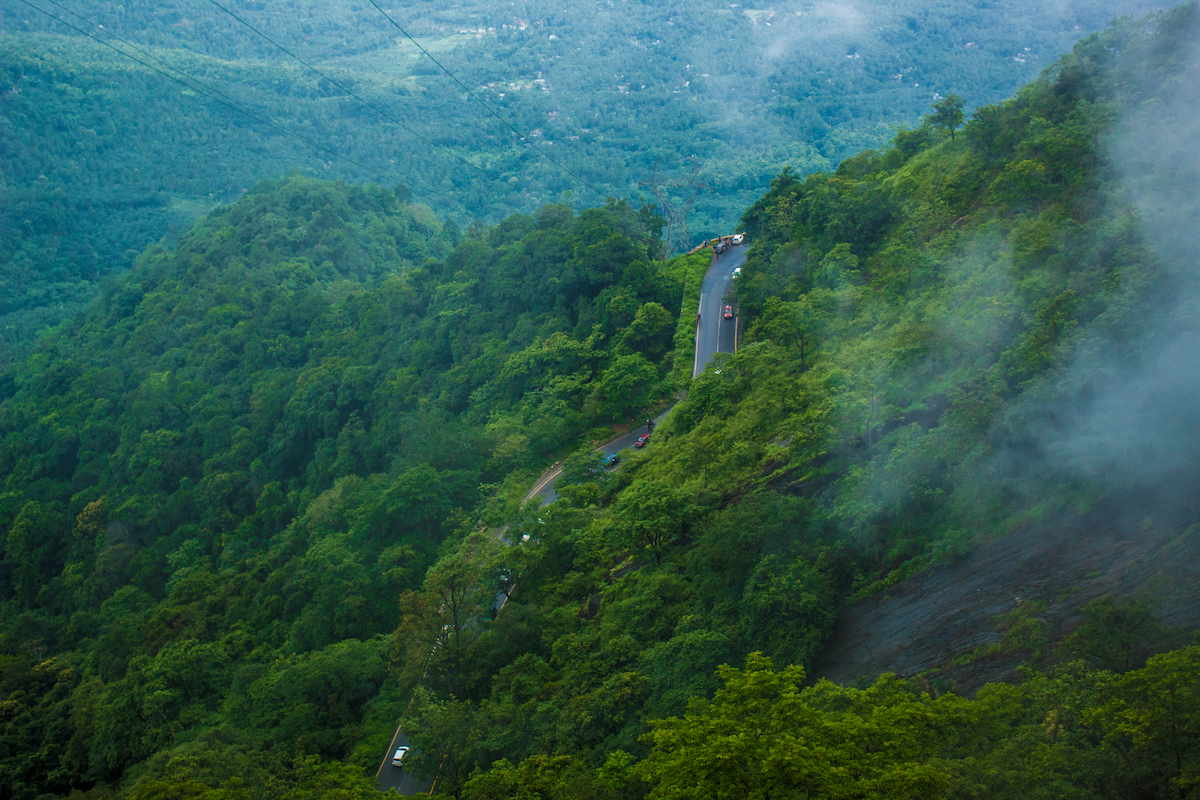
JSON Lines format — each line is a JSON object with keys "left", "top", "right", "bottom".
{"left": 527, "top": 414, "right": 667, "bottom": 506}
{"left": 375, "top": 730, "right": 431, "bottom": 795}
{"left": 693, "top": 243, "right": 746, "bottom": 377}
{"left": 376, "top": 244, "right": 746, "bottom": 795}
{"left": 529, "top": 243, "right": 746, "bottom": 506}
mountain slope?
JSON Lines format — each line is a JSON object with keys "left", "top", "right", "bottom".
{"left": 3, "top": 4, "right": 1200, "bottom": 799}
{"left": 390, "top": 5, "right": 1200, "bottom": 796}
{"left": 0, "top": 176, "right": 698, "bottom": 798}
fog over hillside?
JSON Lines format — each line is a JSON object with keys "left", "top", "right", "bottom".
{"left": 1006, "top": 25, "right": 1200, "bottom": 490}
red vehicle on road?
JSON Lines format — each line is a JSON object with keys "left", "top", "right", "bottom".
{"left": 723, "top": 305, "right": 734, "bottom": 319}
{"left": 634, "top": 433, "right": 651, "bottom": 449}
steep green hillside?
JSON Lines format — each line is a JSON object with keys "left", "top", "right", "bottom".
{"left": 392, "top": 4, "right": 1200, "bottom": 797}
{"left": 0, "top": 176, "right": 699, "bottom": 797}
{"left": 4, "top": 3, "right": 1200, "bottom": 799}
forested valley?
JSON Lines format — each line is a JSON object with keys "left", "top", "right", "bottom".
{"left": 5, "top": 2, "right": 1200, "bottom": 799}
{"left": 0, "top": 0, "right": 1163, "bottom": 359}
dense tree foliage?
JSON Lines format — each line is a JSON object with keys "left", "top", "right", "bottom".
{"left": 401, "top": 5, "right": 1200, "bottom": 797}
{"left": 632, "top": 648, "right": 1200, "bottom": 800}
{"left": 0, "top": 175, "right": 696, "bottom": 797}
{"left": 4, "top": 4, "right": 1200, "bottom": 799}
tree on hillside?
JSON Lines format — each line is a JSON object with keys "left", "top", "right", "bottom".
{"left": 395, "top": 537, "right": 496, "bottom": 696}
{"left": 634, "top": 654, "right": 950, "bottom": 798}
{"left": 587, "top": 353, "right": 659, "bottom": 422}
{"left": 608, "top": 478, "right": 695, "bottom": 564}
{"left": 560, "top": 448, "right": 608, "bottom": 486}
{"left": 929, "top": 94, "right": 966, "bottom": 140}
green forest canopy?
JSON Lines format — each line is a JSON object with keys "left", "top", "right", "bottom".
{"left": 4, "top": 3, "right": 1200, "bottom": 799}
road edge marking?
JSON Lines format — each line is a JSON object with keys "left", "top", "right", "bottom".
{"left": 526, "top": 466, "right": 564, "bottom": 500}
{"left": 375, "top": 725, "right": 404, "bottom": 780}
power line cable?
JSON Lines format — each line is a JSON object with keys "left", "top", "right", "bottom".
{"left": 365, "top": 0, "right": 597, "bottom": 192}
{"left": 203, "top": 0, "right": 496, "bottom": 182}
{"left": 14, "top": 0, "right": 415, "bottom": 189}
{"left": 17, "top": 0, "right": 492, "bottom": 209}
{"left": 36, "top": 0, "right": 261, "bottom": 114}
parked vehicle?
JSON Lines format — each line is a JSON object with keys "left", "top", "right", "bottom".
{"left": 732, "top": 233, "right": 744, "bottom": 244}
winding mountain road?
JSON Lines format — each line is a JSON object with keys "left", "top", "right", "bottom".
{"left": 375, "top": 730, "right": 428, "bottom": 795}
{"left": 526, "top": 242, "right": 745, "bottom": 507}
{"left": 375, "top": 242, "right": 746, "bottom": 795}
{"left": 693, "top": 243, "right": 746, "bottom": 377}
{"left": 526, "top": 415, "right": 663, "bottom": 506}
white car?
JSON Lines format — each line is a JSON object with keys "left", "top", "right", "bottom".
{"left": 392, "top": 746, "right": 410, "bottom": 767}
{"left": 732, "top": 267, "right": 742, "bottom": 278}
{"left": 732, "top": 233, "right": 744, "bottom": 244}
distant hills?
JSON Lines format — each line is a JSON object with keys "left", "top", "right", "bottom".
{"left": 0, "top": 0, "right": 1164, "bottom": 359}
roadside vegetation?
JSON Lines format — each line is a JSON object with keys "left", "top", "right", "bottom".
{"left": 3, "top": 4, "right": 1200, "bottom": 799}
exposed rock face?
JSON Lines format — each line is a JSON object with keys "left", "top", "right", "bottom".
{"left": 813, "top": 476, "right": 1200, "bottom": 693}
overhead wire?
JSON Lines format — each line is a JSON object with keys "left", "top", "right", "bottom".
{"left": 14, "top": 0, "right": 422, "bottom": 192}
{"left": 365, "top": 0, "right": 598, "bottom": 192}
{"left": 38, "top": 0, "right": 267, "bottom": 121}
{"left": 17, "top": 0, "right": 584, "bottom": 211}
{"left": 202, "top": 0, "right": 497, "bottom": 182}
